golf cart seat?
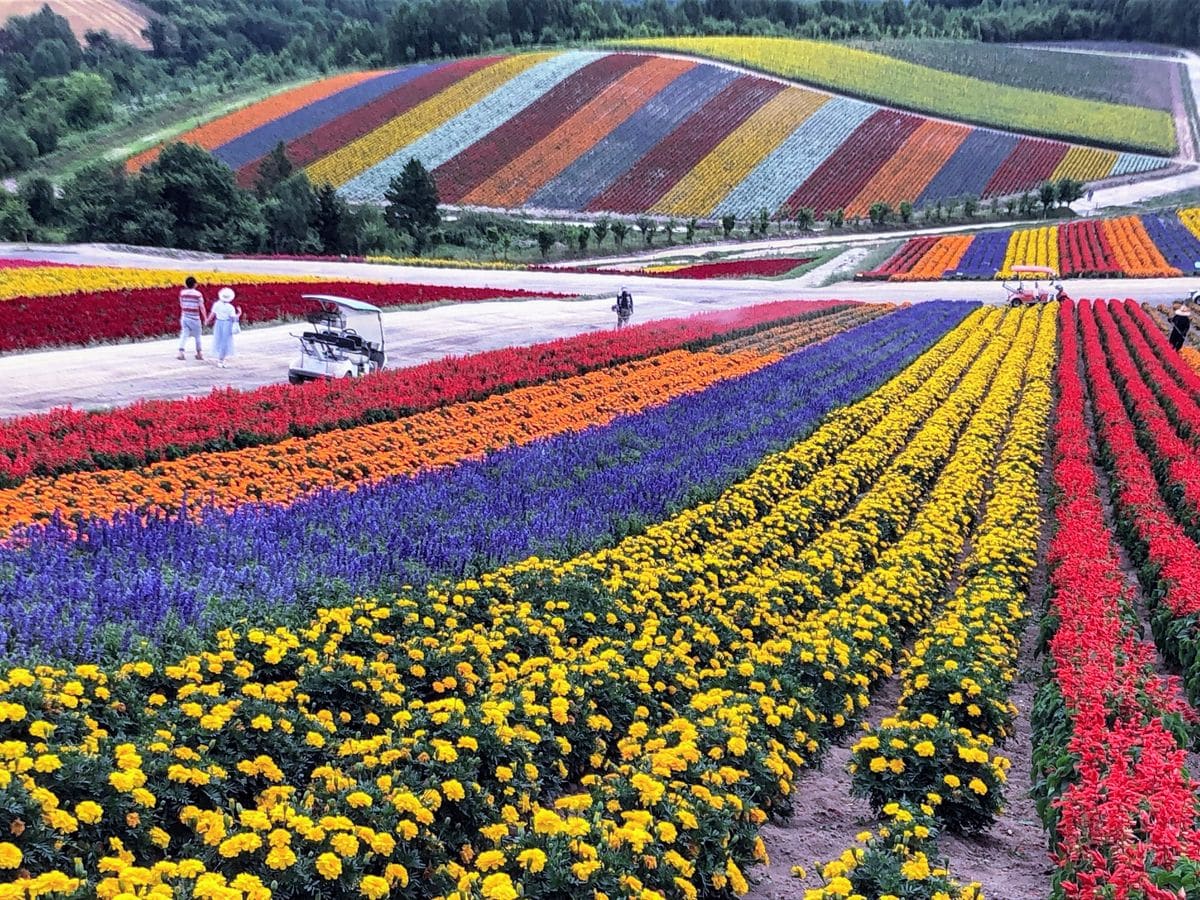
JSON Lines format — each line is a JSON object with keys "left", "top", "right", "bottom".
{"left": 301, "top": 330, "right": 366, "bottom": 353}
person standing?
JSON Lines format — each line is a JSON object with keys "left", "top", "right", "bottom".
{"left": 177, "top": 276, "right": 207, "bottom": 360}
{"left": 1169, "top": 300, "right": 1192, "bottom": 351}
{"left": 206, "top": 287, "right": 242, "bottom": 368}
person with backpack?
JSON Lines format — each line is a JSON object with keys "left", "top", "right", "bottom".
{"left": 614, "top": 288, "right": 633, "bottom": 328}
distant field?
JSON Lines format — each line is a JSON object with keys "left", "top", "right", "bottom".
{"left": 0, "top": 0, "right": 150, "bottom": 49}
{"left": 849, "top": 38, "right": 1179, "bottom": 112}
{"left": 617, "top": 36, "right": 1178, "bottom": 156}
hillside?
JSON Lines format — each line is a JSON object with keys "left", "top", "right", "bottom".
{"left": 129, "top": 49, "right": 1171, "bottom": 222}
{"left": 616, "top": 35, "right": 1178, "bottom": 156}
{"left": 0, "top": 0, "right": 150, "bottom": 48}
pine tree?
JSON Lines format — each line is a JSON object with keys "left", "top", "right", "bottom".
{"left": 384, "top": 157, "right": 440, "bottom": 254}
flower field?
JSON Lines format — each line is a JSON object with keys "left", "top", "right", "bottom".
{"left": 546, "top": 257, "right": 817, "bottom": 280}
{"left": 9, "top": 287, "right": 1200, "bottom": 898}
{"left": 861, "top": 209, "right": 1200, "bottom": 280}
{"left": 0, "top": 262, "right": 560, "bottom": 353}
{"left": 616, "top": 36, "right": 1177, "bottom": 155}
{"left": 129, "top": 48, "right": 1171, "bottom": 220}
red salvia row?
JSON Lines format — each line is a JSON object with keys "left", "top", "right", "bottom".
{"left": 0, "top": 299, "right": 851, "bottom": 485}
{"left": 1047, "top": 298, "right": 1200, "bottom": 898}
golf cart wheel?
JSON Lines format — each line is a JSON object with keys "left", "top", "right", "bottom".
{"left": 1010, "top": 298, "right": 1022, "bottom": 308}
{"left": 288, "top": 373, "right": 305, "bottom": 385}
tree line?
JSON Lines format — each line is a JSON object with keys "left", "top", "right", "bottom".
{"left": 2, "top": 0, "right": 1197, "bottom": 177}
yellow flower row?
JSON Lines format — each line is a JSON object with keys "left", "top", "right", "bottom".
{"left": 998, "top": 226, "right": 1059, "bottom": 278}
{"left": 1050, "top": 146, "right": 1118, "bottom": 184}
{"left": 807, "top": 305, "right": 1055, "bottom": 896}
{"left": 0, "top": 265, "right": 327, "bottom": 302}
{"left": 0, "top": 309, "right": 1038, "bottom": 898}
{"left": 1180, "top": 207, "right": 1200, "bottom": 242}
{"left": 650, "top": 88, "right": 827, "bottom": 218}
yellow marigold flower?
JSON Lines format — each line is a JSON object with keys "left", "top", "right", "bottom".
{"left": 331, "top": 833, "right": 360, "bottom": 858}
{"left": 914, "top": 741, "right": 936, "bottom": 758}
{"left": 869, "top": 756, "right": 888, "bottom": 773}
{"left": 442, "top": 780, "right": 466, "bottom": 802}
{"left": 306, "top": 731, "right": 326, "bottom": 748}
{"left": 0, "top": 843, "right": 21, "bottom": 868}
{"left": 944, "top": 774, "right": 961, "bottom": 788}
{"left": 346, "top": 791, "right": 373, "bottom": 809}
{"left": 571, "top": 859, "right": 601, "bottom": 881}
{"left": 75, "top": 801, "right": 103, "bottom": 824}
{"left": 359, "top": 875, "right": 390, "bottom": 899}
{"left": 888, "top": 758, "right": 905, "bottom": 774}
{"left": 384, "top": 863, "right": 409, "bottom": 887}
{"left": 532, "top": 808, "right": 562, "bottom": 835}
{"left": 481, "top": 872, "right": 518, "bottom": 900}
{"left": 790, "top": 865, "right": 806, "bottom": 879}
{"left": 517, "top": 848, "right": 546, "bottom": 873}
{"left": 476, "top": 850, "right": 505, "bottom": 872}
{"left": 969, "top": 778, "right": 989, "bottom": 795}
{"left": 901, "top": 854, "right": 931, "bottom": 880}
{"left": 316, "top": 852, "right": 342, "bottom": 880}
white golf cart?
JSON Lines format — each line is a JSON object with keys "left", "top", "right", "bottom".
{"left": 288, "top": 294, "right": 387, "bottom": 384}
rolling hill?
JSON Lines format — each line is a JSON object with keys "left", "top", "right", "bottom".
{"left": 129, "top": 48, "right": 1172, "bottom": 220}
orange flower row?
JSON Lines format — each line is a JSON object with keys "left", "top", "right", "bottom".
{"left": 0, "top": 349, "right": 777, "bottom": 533}
{"left": 126, "top": 71, "right": 384, "bottom": 171}
{"left": 1183, "top": 347, "right": 1200, "bottom": 375}
{"left": 1100, "top": 216, "right": 1180, "bottom": 278}
{"left": 845, "top": 119, "right": 970, "bottom": 218}
{"left": 893, "top": 235, "right": 973, "bottom": 282}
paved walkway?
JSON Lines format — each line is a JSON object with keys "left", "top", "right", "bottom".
{"left": 2, "top": 244, "right": 1198, "bottom": 417}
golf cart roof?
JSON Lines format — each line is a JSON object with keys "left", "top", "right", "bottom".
{"left": 1010, "top": 265, "right": 1057, "bottom": 276}
{"left": 302, "top": 294, "right": 383, "bottom": 314}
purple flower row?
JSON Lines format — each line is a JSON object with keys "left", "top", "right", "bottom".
{"left": 952, "top": 229, "right": 1013, "bottom": 278}
{"left": 1140, "top": 213, "right": 1200, "bottom": 272}
{"left": 0, "top": 302, "right": 973, "bottom": 664}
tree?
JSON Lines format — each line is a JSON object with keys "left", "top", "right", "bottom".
{"left": 794, "top": 207, "right": 816, "bottom": 231}
{"left": 1039, "top": 181, "right": 1058, "bottom": 216}
{"left": 0, "top": 124, "right": 37, "bottom": 175}
{"left": 314, "top": 183, "right": 358, "bottom": 255}
{"left": 593, "top": 218, "right": 609, "bottom": 246}
{"left": 825, "top": 208, "right": 845, "bottom": 229}
{"left": 1056, "top": 178, "right": 1084, "bottom": 207}
{"left": 686, "top": 218, "right": 697, "bottom": 243}
{"left": 264, "top": 173, "right": 319, "bottom": 253}
{"left": 19, "top": 176, "right": 57, "bottom": 226}
{"left": 0, "top": 194, "right": 35, "bottom": 241}
{"left": 721, "top": 214, "right": 735, "bottom": 238}
{"left": 536, "top": 228, "right": 554, "bottom": 258}
{"left": 144, "top": 143, "right": 265, "bottom": 252}
{"left": 1018, "top": 191, "right": 1037, "bottom": 217}
{"left": 758, "top": 206, "right": 770, "bottom": 235}
{"left": 665, "top": 218, "right": 676, "bottom": 245}
{"left": 868, "top": 201, "right": 892, "bottom": 226}
{"left": 384, "top": 157, "right": 440, "bottom": 254}
{"left": 962, "top": 195, "right": 979, "bottom": 218}
{"left": 576, "top": 227, "right": 589, "bottom": 254}
{"left": 635, "top": 216, "right": 655, "bottom": 246}
{"left": 611, "top": 220, "right": 628, "bottom": 247}
{"left": 255, "top": 142, "right": 294, "bottom": 198}
{"left": 898, "top": 201, "right": 913, "bottom": 224}
{"left": 484, "top": 226, "right": 500, "bottom": 259}
{"left": 1005, "top": 198, "right": 1017, "bottom": 218}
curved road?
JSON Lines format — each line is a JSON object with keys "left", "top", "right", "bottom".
{"left": 2, "top": 243, "right": 1197, "bottom": 417}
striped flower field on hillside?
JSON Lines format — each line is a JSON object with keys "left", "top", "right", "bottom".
{"left": 130, "top": 50, "right": 1170, "bottom": 220}
{"left": 3, "top": 294, "right": 1200, "bottom": 898}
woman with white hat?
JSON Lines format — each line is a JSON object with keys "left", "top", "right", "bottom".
{"left": 205, "top": 287, "right": 243, "bottom": 368}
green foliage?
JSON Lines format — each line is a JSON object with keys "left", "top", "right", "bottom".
{"left": 384, "top": 157, "right": 441, "bottom": 255}
{"left": 0, "top": 193, "right": 35, "bottom": 241}
{"left": 254, "top": 141, "right": 295, "bottom": 198}
{"left": 868, "top": 201, "right": 893, "bottom": 226}
{"left": 19, "top": 175, "right": 58, "bottom": 226}
{"left": 0, "top": 123, "right": 37, "bottom": 175}
{"left": 593, "top": 218, "right": 609, "bottom": 246}
{"left": 721, "top": 214, "right": 735, "bottom": 238}
{"left": 850, "top": 38, "right": 1180, "bottom": 113}
{"left": 611, "top": 220, "right": 628, "bottom": 247}
{"left": 536, "top": 227, "right": 554, "bottom": 258}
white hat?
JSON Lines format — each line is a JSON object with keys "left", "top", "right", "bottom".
{"left": 218, "top": 287, "right": 236, "bottom": 303}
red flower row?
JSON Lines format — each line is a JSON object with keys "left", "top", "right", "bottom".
{"left": 1083, "top": 300, "right": 1200, "bottom": 618}
{"left": 0, "top": 281, "right": 558, "bottom": 354}
{"left": 1057, "top": 221, "right": 1121, "bottom": 278}
{"left": 655, "top": 257, "right": 813, "bottom": 279}
{"left": 858, "top": 235, "right": 939, "bottom": 280}
{"left": 1047, "top": 299, "right": 1200, "bottom": 898}
{"left": 0, "top": 300, "right": 848, "bottom": 485}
